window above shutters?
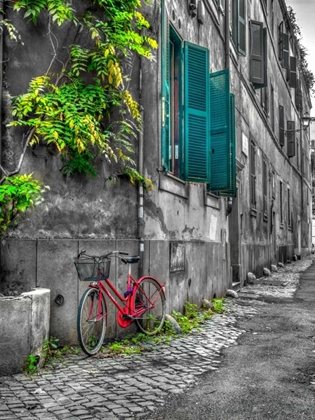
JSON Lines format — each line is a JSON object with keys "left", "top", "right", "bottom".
{"left": 278, "top": 23, "right": 290, "bottom": 70}
{"left": 250, "top": 21, "right": 267, "bottom": 88}
{"left": 232, "top": 0, "right": 246, "bottom": 56}
{"left": 238, "top": 0, "right": 246, "bottom": 56}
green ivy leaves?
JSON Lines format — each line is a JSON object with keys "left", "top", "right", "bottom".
{"left": 0, "top": 174, "right": 49, "bottom": 234}
{"left": 5, "top": 0, "right": 156, "bottom": 232}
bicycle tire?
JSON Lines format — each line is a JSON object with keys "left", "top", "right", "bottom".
{"left": 133, "top": 277, "right": 166, "bottom": 335}
{"left": 77, "top": 287, "right": 106, "bottom": 355}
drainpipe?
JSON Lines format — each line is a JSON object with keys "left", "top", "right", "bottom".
{"left": 225, "top": 0, "right": 230, "bottom": 70}
{"left": 225, "top": 1, "right": 232, "bottom": 214}
{"left": 0, "top": 0, "right": 3, "bottom": 273}
{"left": 0, "top": 0, "right": 4, "bottom": 178}
{"left": 138, "top": 58, "right": 144, "bottom": 276}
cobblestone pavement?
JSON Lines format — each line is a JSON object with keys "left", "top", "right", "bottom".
{"left": 0, "top": 257, "right": 312, "bottom": 420}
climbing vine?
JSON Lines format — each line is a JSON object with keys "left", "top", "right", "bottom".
{"left": 287, "top": 6, "right": 315, "bottom": 96}
{"left": 0, "top": 0, "right": 156, "bottom": 233}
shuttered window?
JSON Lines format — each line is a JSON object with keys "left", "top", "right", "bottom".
{"left": 279, "top": 105, "right": 285, "bottom": 146}
{"left": 250, "top": 141, "right": 256, "bottom": 209}
{"left": 183, "top": 42, "right": 210, "bottom": 182}
{"left": 263, "top": 157, "right": 268, "bottom": 220}
{"left": 287, "top": 121, "right": 296, "bottom": 158}
{"left": 208, "top": 69, "right": 236, "bottom": 196}
{"left": 270, "top": 83, "right": 275, "bottom": 131}
{"left": 232, "top": 0, "right": 246, "bottom": 56}
{"left": 278, "top": 23, "right": 290, "bottom": 69}
{"left": 280, "top": 181, "right": 283, "bottom": 226}
{"left": 295, "top": 79, "right": 303, "bottom": 112}
{"left": 160, "top": 10, "right": 236, "bottom": 190}
{"left": 289, "top": 56, "right": 297, "bottom": 88}
{"left": 288, "top": 187, "right": 291, "bottom": 228}
{"left": 250, "top": 21, "right": 267, "bottom": 88}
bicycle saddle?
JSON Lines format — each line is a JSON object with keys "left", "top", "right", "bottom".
{"left": 121, "top": 256, "right": 140, "bottom": 264}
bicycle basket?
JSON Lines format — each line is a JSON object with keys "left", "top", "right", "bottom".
{"left": 74, "top": 258, "right": 110, "bottom": 281}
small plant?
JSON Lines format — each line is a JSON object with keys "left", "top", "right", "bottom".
{"left": 212, "top": 298, "right": 226, "bottom": 314}
{"left": 42, "top": 336, "right": 60, "bottom": 364}
{"left": 24, "top": 354, "right": 40, "bottom": 374}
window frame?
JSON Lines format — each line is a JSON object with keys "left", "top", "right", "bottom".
{"left": 249, "top": 20, "right": 267, "bottom": 88}
{"left": 161, "top": 17, "right": 211, "bottom": 184}
{"left": 231, "top": 0, "right": 246, "bottom": 56}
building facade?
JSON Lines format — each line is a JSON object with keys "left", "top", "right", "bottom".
{"left": 0, "top": 0, "right": 312, "bottom": 343}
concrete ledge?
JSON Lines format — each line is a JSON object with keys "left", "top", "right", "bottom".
{"left": 0, "top": 288, "right": 50, "bottom": 376}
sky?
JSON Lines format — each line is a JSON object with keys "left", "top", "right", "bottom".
{"left": 286, "top": 0, "right": 315, "bottom": 114}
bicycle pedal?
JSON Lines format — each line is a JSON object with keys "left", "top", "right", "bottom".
{"left": 122, "top": 314, "right": 134, "bottom": 320}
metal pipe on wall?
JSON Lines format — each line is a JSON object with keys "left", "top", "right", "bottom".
{"left": 138, "top": 58, "right": 145, "bottom": 275}
{"left": 0, "top": 0, "right": 4, "bottom": 178}
{"left": 225, "top": 0, "right": 230, "bottom": 70}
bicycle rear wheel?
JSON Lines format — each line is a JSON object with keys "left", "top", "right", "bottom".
{"left": 77, "top": 287, "right": 106, "bottom": 355}
{"left": 133, "top": 277, "right": 166, "bottom": 335}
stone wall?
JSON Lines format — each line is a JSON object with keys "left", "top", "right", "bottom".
{"left": 0, "top": 288, "right": 50, "bottom": 375}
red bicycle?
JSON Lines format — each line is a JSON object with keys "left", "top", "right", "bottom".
{"left": 74, "top": 250, "right": 166, "bottom": 355}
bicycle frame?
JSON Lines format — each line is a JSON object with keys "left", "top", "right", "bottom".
{"left": 89, "top": 263, "right": 165, "bottom": 328}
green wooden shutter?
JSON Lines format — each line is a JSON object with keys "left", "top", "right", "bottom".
{"left": 161, "top": 4, "right": 170, "bottom": 172}
{"left": 209, "top": 69, "right": 233, "bottom": 192}
{"left": 279, "top": 105, "right": 285, "bottom": 146}
{"left": 287, "top": 121, "right": 296, "bottom": 158}
{"left": 238, "top": 0, "right": 246, "bottom": 56}
{"left": 183, "top": 42, "right": 210, "bottom": 183}
{"left": 250, "top": 21, "right": 265, "bottom": 87}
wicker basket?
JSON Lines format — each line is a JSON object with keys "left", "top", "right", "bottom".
{"left": 74, "top": 258, "right": 110, "bottom": 281}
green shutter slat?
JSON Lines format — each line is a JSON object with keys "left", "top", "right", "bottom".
{"left": 183, "top": 42, "right": 210, "bottom": 183}
{"left": 287, "top": 120, "right": 296, "bottom": 158}
{"left": 250, "top": 21, "right": 265, "bottom": 87}
{"left": 279, "top": 105, "right": 285, "bottom": 146}
{"left": 161, "top": 3, "right": 170, "bottom": 171}
{"left": 209, "top": 69, "right": 230, "bottom": 191}
{"left": 238, "top": 0, "right": 246, "bottom": 56}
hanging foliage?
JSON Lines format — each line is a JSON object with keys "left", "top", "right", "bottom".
{"left": 0, "top": 0, "right": 156, "bottom": 233}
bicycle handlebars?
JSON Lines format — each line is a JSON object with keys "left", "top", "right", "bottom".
{"left": 77, "top": 250, "right": 129, "bottom": 260}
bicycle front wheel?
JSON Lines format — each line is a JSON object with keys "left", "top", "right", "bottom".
{"left": 77, "top": 287, "right": 106, "bottom": 356}
{"left": 133, "top": 277, "right": 166, "bottom": 335}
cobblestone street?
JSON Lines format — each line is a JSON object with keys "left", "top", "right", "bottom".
{"left": 0, "top": 257, "right": 313, "bottom": 420}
